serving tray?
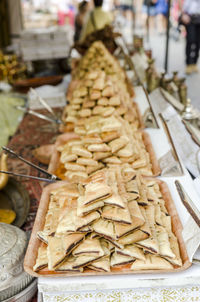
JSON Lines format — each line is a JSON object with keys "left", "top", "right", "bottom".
{"left": 24, "top": 179, "right": 191, "bottom": 278}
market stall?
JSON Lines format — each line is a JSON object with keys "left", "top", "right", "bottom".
{"left": 1, "top": 27, "right": 200, "bottom": 302}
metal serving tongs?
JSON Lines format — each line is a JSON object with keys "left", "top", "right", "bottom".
{"left": 0, "top": 146, "right": 61, "bottom": 183}
{"left": 17, "top": 88, "right": 62, "bottom": 125}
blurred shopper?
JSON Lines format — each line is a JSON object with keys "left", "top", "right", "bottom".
{"left": 142, "top": 0, "right": 157, "bottom": 32}
{"left": 80, "top": 0, "right": 113, "bottom": 41}
{"left": 156, "top": 0, "right": 168, "bottom": 34}
{"left": 74, "top": 1, "right": 89, "bottom": 42}
{"left": 180, "top": 0, "right": 200, "bottom": 74}
{"left": 58, "top": 0, "right": 75, "bottom": 26}
{"left": 119, "top": 0, "right": 135, "bottom": 23}
{"left": 135, "top": 0, "right": 143, "bottom": 29}
{"left": 114, "top": 0, "right": 121, "bottom": 10}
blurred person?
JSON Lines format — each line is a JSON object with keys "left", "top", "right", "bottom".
{"left": 80, "top": 0, "right": 113, "bottom": 41}
{"left": 142, "top": 0, "right": 157, "bottom": 32}
{"left": 119, "top": 0, "right": 135, "bottom": 23}
{"left": 135, "top": 0, "right": 143, "bottom": 28}
{"left": 156, "top": 0, "right": 168, "bottom": 34}
{"left": 57, "top": 0, "right": 75, "bottom": 26}
{"left": 103, "top": 0, "right": 114, "bottom": 11}
{"left": 114, "top": 0, "right": 121, "bottom": 10}
{"left": 180, "top": 0, "right": 200, "bottom": 74}
{"left": 74, "top": 1, "right": 89, "bottom": 42}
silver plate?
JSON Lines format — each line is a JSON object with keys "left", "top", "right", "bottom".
{"left": 3, "top": 279, "right": 37, "bottom": 302}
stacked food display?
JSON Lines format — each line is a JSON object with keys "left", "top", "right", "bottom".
{"left": 24, "top": 41, "right": 190, "bottom": 277}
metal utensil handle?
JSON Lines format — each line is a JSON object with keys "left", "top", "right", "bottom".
{"left": 175, "top": 180, "right": 200, "bottom": 228}
{"left": 159, "top": 113, "right": 184, "bottom": 174}
{"left": 27, "top": 109, "right": 61, "bottom": 124}
{"left": 0, "top": 170, "right": 57, "bottom": 183}
{"left": 17, "top": 106, "right": 61, "bottom": 124}
{"left": 143, "top": 86, "right": 159, "bottom": 128}
{"left": 2, "top": 146, "right": 60, "bottom": 180}
{"left": 30, "top": 88, "right": 55, "bottom": 117}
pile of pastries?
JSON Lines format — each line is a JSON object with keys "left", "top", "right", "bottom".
{"left": 34, "top": 167, "right": 182, "bottom": 273}
{"left": 33, "top": 41, "right": 183, "bottom": 274}
{"left": 63, "top": 41, "right": 136, "bottom": 132}
{"left": 57, "top": 116, "right": 152, "bottom": 182}
{"left": 56, "top": 41, "right": 156, "bottom": 181}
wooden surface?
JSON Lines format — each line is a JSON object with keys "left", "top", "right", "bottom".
{"left": 24, "top": 179, "right": 191, "bottom": 278}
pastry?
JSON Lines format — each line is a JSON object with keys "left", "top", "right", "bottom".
{"left": 131, "top": 254, "right": 173, "bottom": 270}
{"left": 33, "top": 245, "right": 48, "bottom": 272}
{"left": 111, "top": 252, "right": 135, "bottom": 267}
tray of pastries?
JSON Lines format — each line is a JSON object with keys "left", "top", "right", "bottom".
{"left": 48, "top": 116, "right": 161, "bottom": 183}
{"left": 24, "top": 167, "right": 190, "bottom": 277}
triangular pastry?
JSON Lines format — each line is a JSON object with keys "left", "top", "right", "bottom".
{"left": 47, "top": 234, "right": 84, "bottom": 270}
{"left": 163, "top": 233, "right": 182, "bottom": 267}
{"left": 104, "top": 194, "right": 125, "bottom": 209}
{"left": 131, "top": 254, "right": 173, "bottom": 270}
{"left": 77, "top": 196, "right": 104, "bottom": 217}
{"left": 56, "top": 208, "right": 100, "bottom": 234}
{"left": 116, "top": 245, "right": 145, "bottom": 261}
{"left": 73, "top": 254, "right": 103, "bottom": 269}
{"left": 37, "top": 231, "right": 49, "bottom": 244}
{"left": 118, "top": 229, "right": 149, "bottom": 245}
{"left": 73, "top": 237, "right": 104, "bottom": 256}
{"left": 102, "top": 205, "right": 132, "bottom": 225}
{"left": 33, "top": 245, "right": 48, "bottom": 272}
{"left": 51, "top": 184, "right": 79, "bottom": 198}
{"left": 111, "top": 252, "right": 135, "bottom": 267}
{"left": 82, "top": 182, "right": 112, "bottom": 205}
{"left": 115, "top": 200, "right": 145, "bottom": 238}
{"left": 92, "top": 218, "right": 116, "bottom": 241}
{"left": 88, "top": 256, "right": 110, "bottom": 272}
{"left": 135, "top": 236, "right": 159, "bottom": 255}
{"left": 156, "top": 225, "right": 176, "bottom": 259}
{"left": 55, "top": 255, "right": 83, "bottom": 272}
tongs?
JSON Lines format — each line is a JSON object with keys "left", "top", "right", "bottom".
{"left": 0, "top": 146, "right": 61, "bottom": 183}
{"left": 17, "top": 88, "right": 62, "bottom": 125}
